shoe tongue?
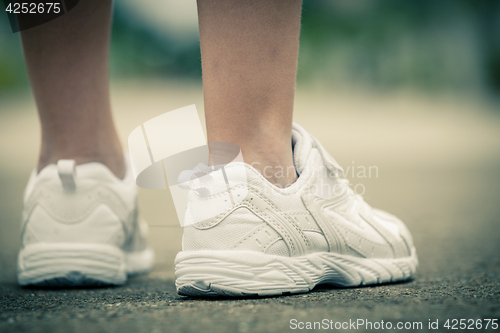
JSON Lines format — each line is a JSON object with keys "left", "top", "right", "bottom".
{"left": 292, "top": 122, "right": 344, "bottom": 176}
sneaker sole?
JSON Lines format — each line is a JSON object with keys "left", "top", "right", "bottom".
{"left": 175, "top": 249, "right": 418, "bottom": 297}
{"left": 17, "top": 243, "right": 154, "bottom": 287}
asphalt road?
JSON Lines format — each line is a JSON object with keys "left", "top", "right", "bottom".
{"left": 1, "top": 83, "right": 499, "bottom": 332}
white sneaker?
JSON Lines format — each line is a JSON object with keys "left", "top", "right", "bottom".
{"left": 175, "top": 123, "right": 417, "bottom": 297}
{"left": 17, "top": 155, "right": 154, "bottom": 287}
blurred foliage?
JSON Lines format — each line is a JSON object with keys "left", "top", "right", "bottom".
{"left": 0, "top": 12, "right": 28, "bottom": 90}
{"left": 0, "top": 0, "right": 499, "bottom": 95}
{"left": 299, "top": 0, "right": 500, "bottom": 94}
{"left": 109, "top": 4, "right": 201, "bottom": 79}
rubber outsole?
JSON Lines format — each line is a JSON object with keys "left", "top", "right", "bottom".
{"left": 175, "top": 249, "right": 418, "bottom": 297}
{"left": 18, "top": 243, "right": 154, "bottom": 287}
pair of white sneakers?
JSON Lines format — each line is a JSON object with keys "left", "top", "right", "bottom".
{"left": 18, "top": 123, "right": 417, "bottom": 296}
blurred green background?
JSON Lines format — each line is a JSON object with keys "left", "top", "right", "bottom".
{"left": 1, "top": 0, "right": 500, "bottom": 96}
{"left": 1, "top": 4, "right": 500, "bottom": 330}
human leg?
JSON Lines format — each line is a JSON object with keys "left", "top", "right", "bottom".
{"left": 21, "top": 0, "right": 124, "bottom": 178}
{"left": 198, "top": 0, "right": 303, "bottom": 188}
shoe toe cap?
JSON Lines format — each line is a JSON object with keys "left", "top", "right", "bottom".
{"left": 373, "top": 208, "right": 415, "bottom": 256}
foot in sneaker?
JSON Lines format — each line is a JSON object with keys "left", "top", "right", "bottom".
{"left": 175, "top": 123, "right": 417, "bottom": 297}
{"left": 18, "top": 155, "right": 154, "bottom": 287}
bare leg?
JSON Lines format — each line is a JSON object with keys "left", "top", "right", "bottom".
{"left": 198, "top": 0, "right": 302, "bottom": 187}
{"left": 21, "top": 0, "right": 124, "bottom": 178}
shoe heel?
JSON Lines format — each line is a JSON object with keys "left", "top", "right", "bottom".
{"left": 18, "top": 243, "right": 127, "bottom": 287}
{"left": 175, "top": 250, "right": 311, "bottom": 297}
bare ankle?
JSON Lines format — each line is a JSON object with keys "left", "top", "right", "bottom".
{"left": 245, "top": 154, "right": 297, "bottom": 188}
{"left": 38, "top": 143, "right": 125, "bottom": 179}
